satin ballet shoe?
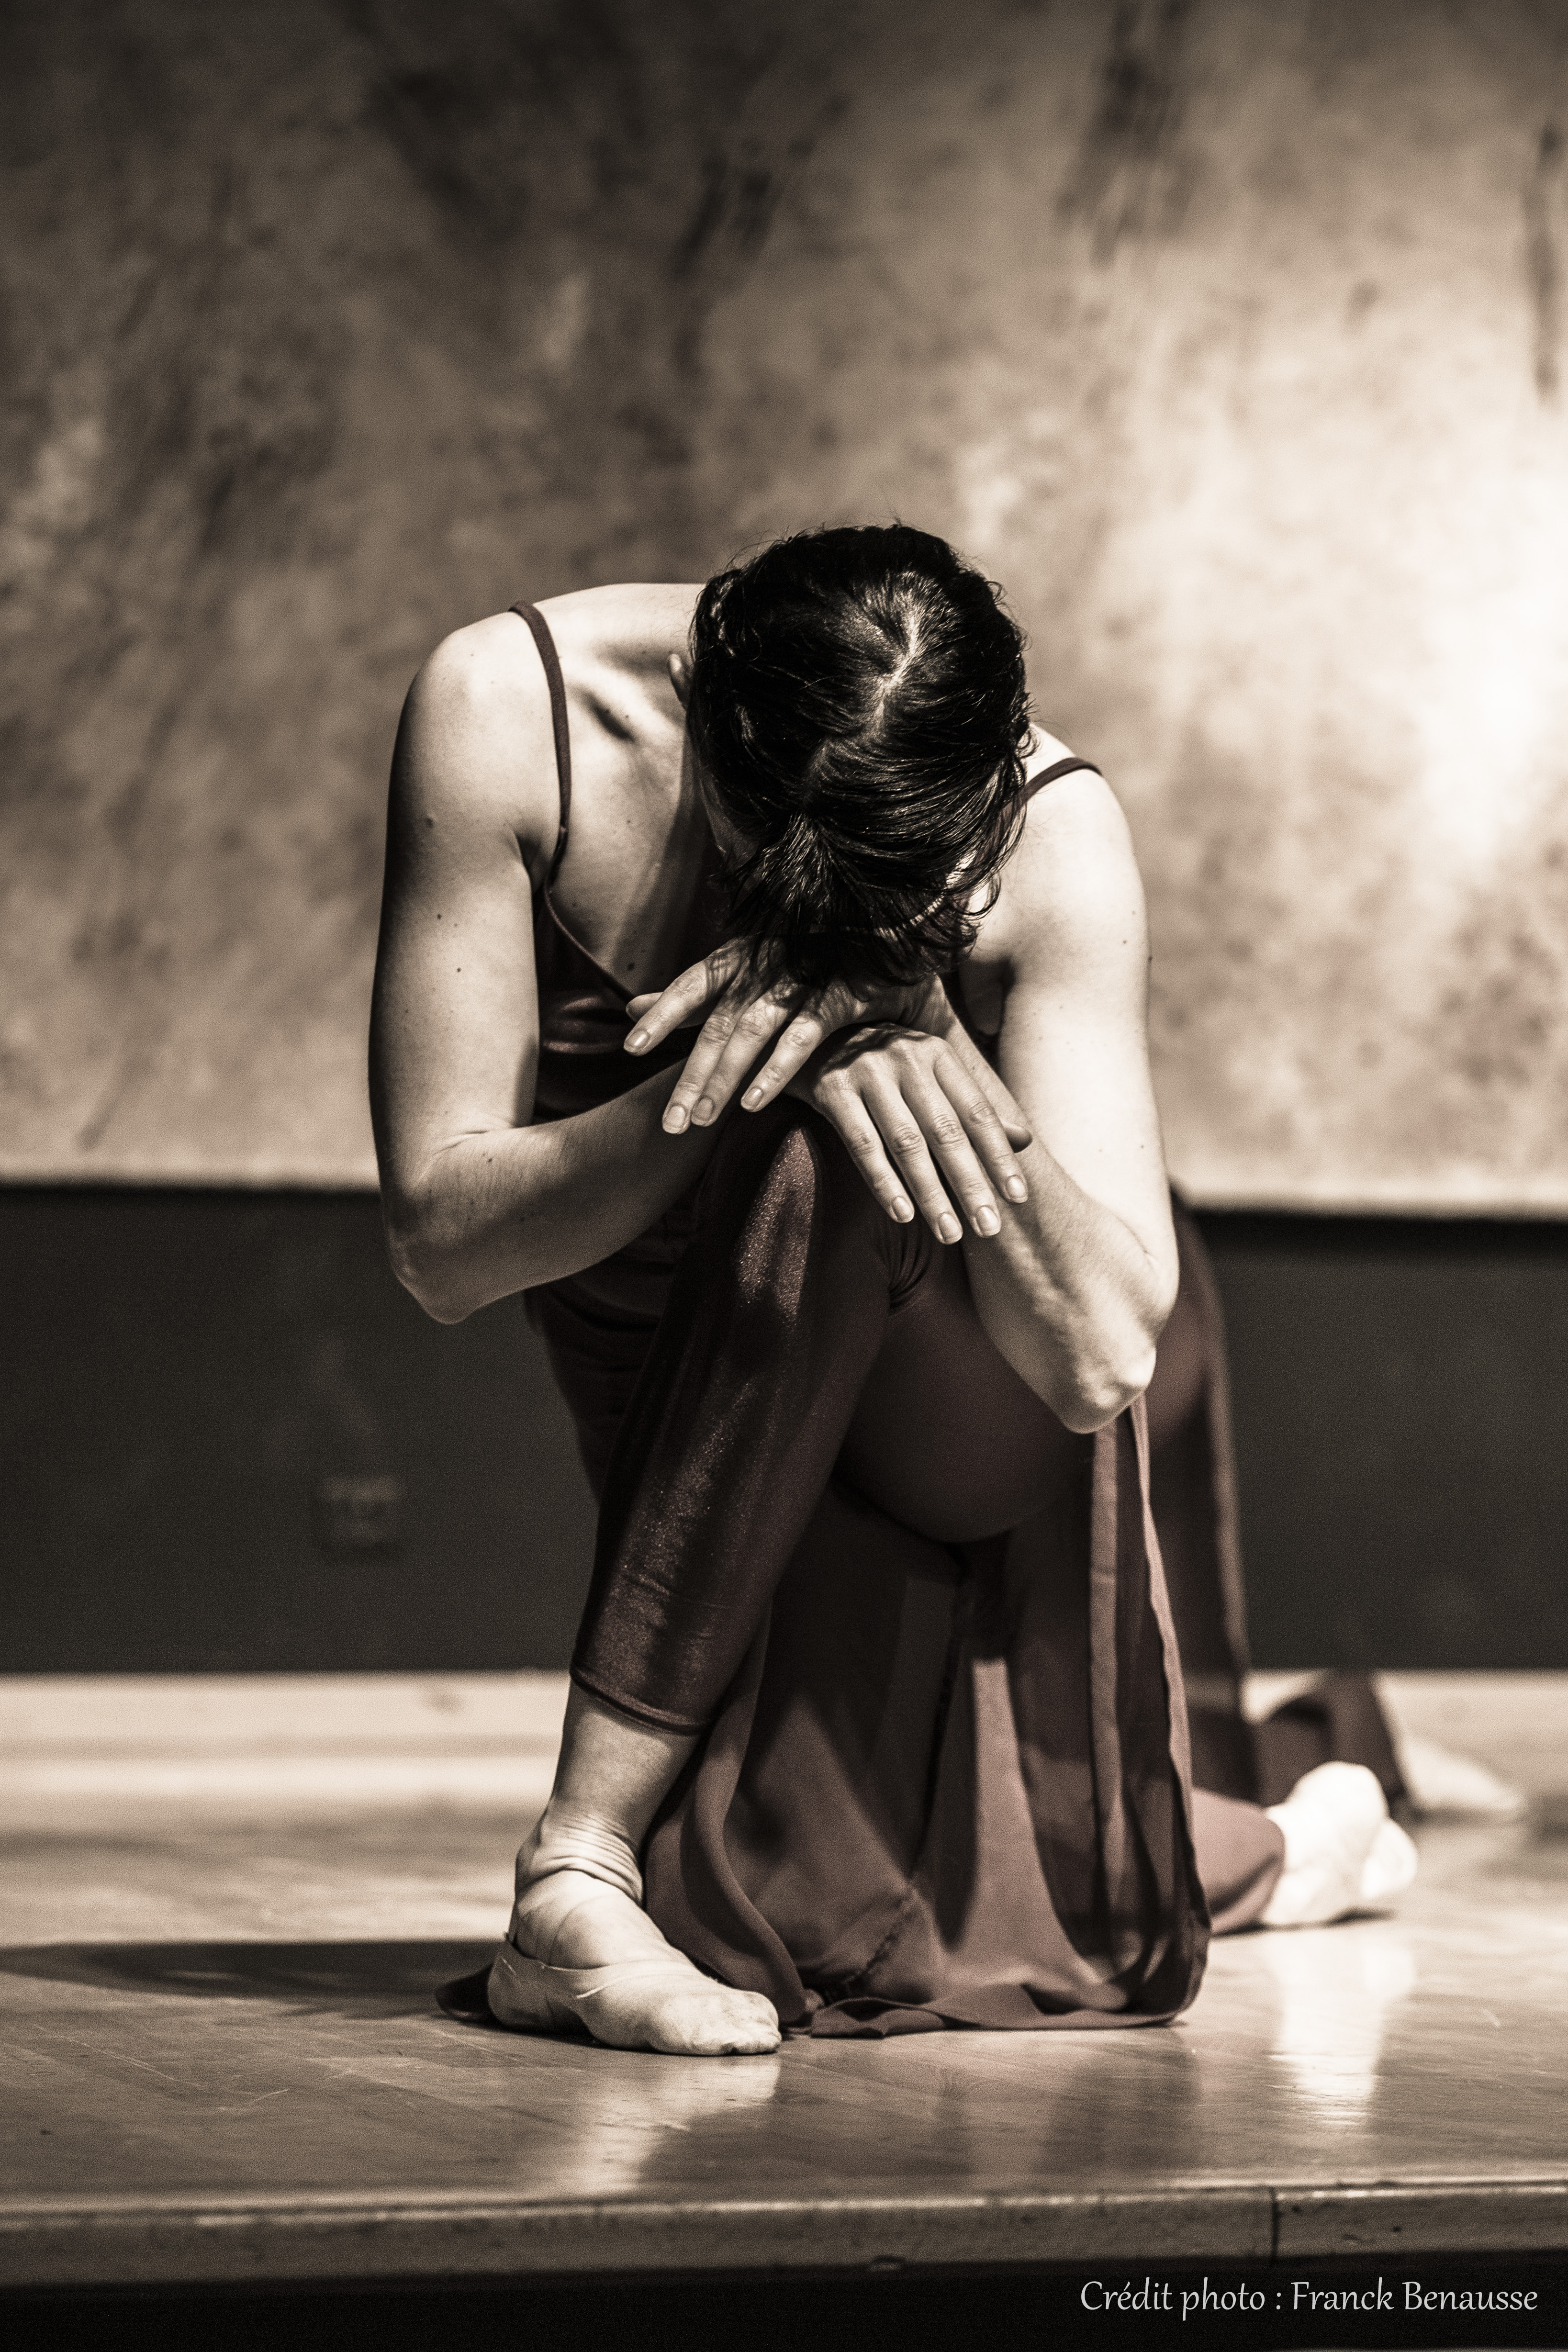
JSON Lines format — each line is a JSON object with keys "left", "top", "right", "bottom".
{"left": 436, "top": 1836, "right": 780, "bottom": 2052}
{"left": 1359, "top": 1814, "right": 1419, "bottom": 1905}
{"left": 486, "top": 1934, "right": 780, "bottom": 2055}
{"left": 1261, "top": 1761, "right": 1419, "bottom": 1928}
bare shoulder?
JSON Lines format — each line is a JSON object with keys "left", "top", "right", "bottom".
{"left": 394, "top": 610, "right": 559, "bottom": 873}
{"left": 392, "top": 584, "right": 703, "bottom": 875}
{"left": 986, "top": 764, "right": 1148, "bottom": 986}
{"left": 535, "top": 581, "right": 703, "bottom": 665}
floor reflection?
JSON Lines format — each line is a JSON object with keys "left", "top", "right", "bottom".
{"left": 467, "top": 2046, "right": 790, "bottom": 2203}
{"left": 1257, "top": 1923, "right": 1418, "bottom": 2122}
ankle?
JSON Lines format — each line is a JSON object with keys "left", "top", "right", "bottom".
{"left": 517, "top": 1803, "right": 644, "bottom": 1906}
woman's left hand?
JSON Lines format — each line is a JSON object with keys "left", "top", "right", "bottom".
{"left": 789, "top": 1020, "right": 1038, "bottom": 1241}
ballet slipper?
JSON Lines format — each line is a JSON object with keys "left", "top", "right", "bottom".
{"left": 436, "top": 1806, "right": 781, "bottom": 2054}
{"left": 1359, "top": 1815, "right": 1419, "bottom": 1906}
{"left": 488, "top": 1930, "right": 782, "bottom": 2055}
{"left": 1261, "top": 1762, "right": 1418, "bottom": 1928}
{"left": 435, "top": 1805, "right": 644, "bottom": 2029}
{"left": 500, "top": 1866, "right": 781, "bottom": 2055}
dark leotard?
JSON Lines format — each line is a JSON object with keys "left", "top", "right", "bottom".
{"left": 511, "top": 603, "right": 1285, "bottom": 2036}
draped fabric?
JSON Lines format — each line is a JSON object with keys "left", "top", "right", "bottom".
{"left": 564, "top": 1103, "right": 1279, "bottom": 2034}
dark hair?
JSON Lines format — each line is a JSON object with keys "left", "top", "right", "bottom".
{"left": 686, "top": 523, "right": 1031, "bottom": 992}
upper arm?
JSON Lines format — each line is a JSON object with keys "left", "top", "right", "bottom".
{"left": 987, "top": 772, "right": 1178, "bottom": 1302}
{"left": 369, "top": 614, "right": 555, "bottom": 1223}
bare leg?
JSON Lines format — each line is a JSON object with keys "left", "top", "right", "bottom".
{"left": 491, "top": 1686, "right": 782, "bottom": 2054}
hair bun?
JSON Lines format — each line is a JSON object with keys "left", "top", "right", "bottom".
{"left": 687, "top": 526, "right": 1031, "bottom": 991}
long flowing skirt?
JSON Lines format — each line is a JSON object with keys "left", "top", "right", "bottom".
{"left": 528, "top": 1103, "right": 1288, "bottom": 2037}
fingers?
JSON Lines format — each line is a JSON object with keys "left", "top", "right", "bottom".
{"left": 812, "top": 1089, "right": 918, "bottom": 1229}
{"left": 882, "top": 1081, "right": 993, "bottom": 1243}
{"left": 735, "top": 1004, "right": 831, "bottom": 1114}
{"left": 626, "top": 941, "right": 813, "bottom": 1135}
{"left": 944, "top": 1032, "right": 1034, "bottom": 1156}
{"left": 662, "top": 986, "right": 796, "bottom": 1134}
{"left": 737, "top": 974, "right": 914, "bottom": 1115}
{"left": 938, "top": 1058, "right": 1032, "bottom": 1207}
{"left": 822, "top": 1042, "right": 1031, "bottom": 1242}
{"left": 858, "top": 1085, "right": 964, "bottom": 1241}
{"left": 625, "top": 944, "right": 747, "bottom": 1055}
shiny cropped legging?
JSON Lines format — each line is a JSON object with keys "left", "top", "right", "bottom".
{"left": 568, "top": 1098, "right": 1283, "bottom": 1937}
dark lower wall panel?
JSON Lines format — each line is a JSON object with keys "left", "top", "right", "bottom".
{"left": 2, "top": 1190, "right": 1565, "bottom": 1673}
{"left": 1201, "top": 1210, "right": 1568, "bottom": 1673}
{"left": 2, "top": 1190, "right": 597, "bottom": 1674}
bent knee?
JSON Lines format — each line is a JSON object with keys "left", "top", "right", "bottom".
{"left": 701, "top": 1099, "right": 917, "bottom": 1272}
{"left": 703, "top": 1098, "right": 859, "bottom": 1217}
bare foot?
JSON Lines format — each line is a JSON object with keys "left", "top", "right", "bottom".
{"left": 1261, "top": 1763, "right": 1418, "bottom": 1927}
{"left": 489, "top": 1808, "right": 782, "bottom": 2056}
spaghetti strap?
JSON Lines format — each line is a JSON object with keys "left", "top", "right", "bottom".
{"left": 510, "top": 602, "right": 572, "bottom": 891}
{"left": 1023, "top": 754, "right": 1101, "bottom": 803}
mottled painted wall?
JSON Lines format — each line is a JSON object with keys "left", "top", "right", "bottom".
{"left": 4, "top": 0, "right": 1566, "bottom": 1203}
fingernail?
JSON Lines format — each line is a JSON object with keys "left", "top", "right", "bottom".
{"left": 691, "top": 1098, "right": 714, "bottom": 1127}
{"left": 938, "top": 1212, "right": 962, "bottom": 1244}
{"left": 627, "top": 1030, "right": 649, "bottom": 1053}
{"left": 891, "top": 1195, "right": 914, "bottom": 1223}
{"left": 1004, "top": 1176, "right": 1028, "bottom": 1201}
{"left": 975, "top": 1205, "right": 1000, "bottom": 1237}
{"left": 665, "top": 1105, "right": 689, "bottom": 1134}
{"left": 742, "top": 1084, "right": 765, "bottom": 1109}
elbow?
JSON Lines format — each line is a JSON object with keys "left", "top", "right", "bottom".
{"left": 382, "top": 1198, "right": 480, "bottom": 1325}
{"left": 1050, "top": 1309, "right": 1164, "bottom": 1435}
{"left": 1052, "top": 1339, "right": 1157, "bottom": 1435}
{"left": 1003, "top": 1243, "right": 1177, "bottom": 1435}
{"left": 983, "top": 1290, "right": 1164, "bottom": 1434}
{"left": 1055, "top": 1255, "right": 1178, "bottom": 1431}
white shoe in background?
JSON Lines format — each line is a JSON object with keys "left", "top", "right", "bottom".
{"left": 1261, "top": 1761, "right": 1418, "bottom": 1927}
{"left": 1359, "top": 1814, "right": 1420, "bottom": 1904}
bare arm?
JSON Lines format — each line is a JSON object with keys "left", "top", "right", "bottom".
{"left": 783, "top": 786, "right": 1175, "bottom": 1430}
{"left": 954, "top": 771, "right": 1178, "bottom": 1428}
{"left": 622, "top": 770, "right": 1177, "bottom": 1430}
{"left": 369, "top": 620, "right": 727, "bottom": 1323}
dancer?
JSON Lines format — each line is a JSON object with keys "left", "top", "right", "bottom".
{"left": 370, "top": 526, "right": 1412, "bottom": 2054}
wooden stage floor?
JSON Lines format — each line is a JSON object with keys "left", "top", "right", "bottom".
{"left": 1, "top": 1675, "right": 1566, "bottom": 2301}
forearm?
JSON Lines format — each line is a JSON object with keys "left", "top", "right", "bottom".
{"left": 960, "top": 1148, "right": 1171, "bottom": 1430}
{"left": 929, "top": 996, "right": 1174, "bottom": 1429}
{"left": 384, "top": 1063, "right": 729, "bottom": 1322}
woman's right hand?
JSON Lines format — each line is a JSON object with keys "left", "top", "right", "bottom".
{"left": 627, "top": 942, "right": 947, "bottom": 1127}
{"left": 626, "top": 941, "right": 1033, "bottom": 1241}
